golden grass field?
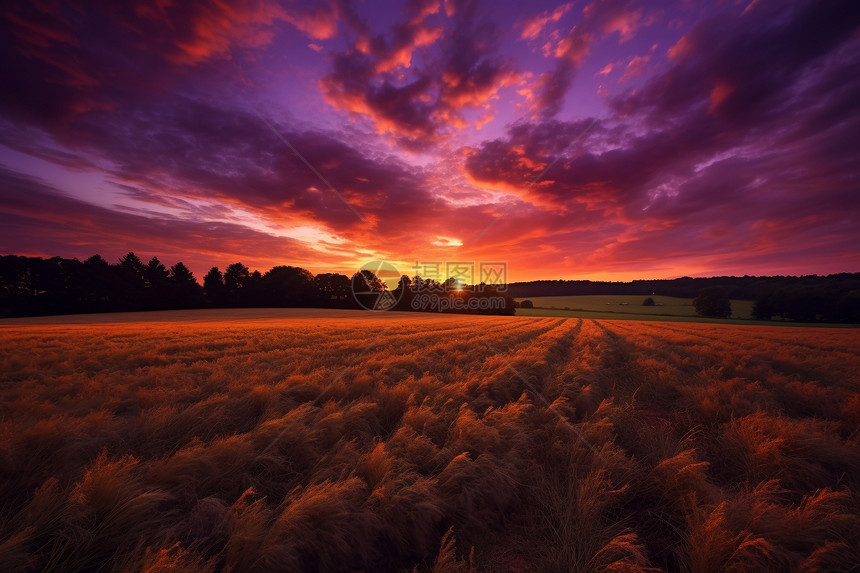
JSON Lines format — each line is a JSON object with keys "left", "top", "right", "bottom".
{"left": 1, "top": 309, "right": 859, "bottom": 572}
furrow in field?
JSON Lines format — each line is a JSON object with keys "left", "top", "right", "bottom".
{"left": 638, "top": 320, "right": 860, "bottom": 355}
{"left": 2, "top": 313, "right": 860, "bottom": 573}
{"left": 507, "top": 319, "right": 650, "bottom": 420}
{"left": 606, "top": 320, "right": 860, "bottom": 388}
{"left": 597, "top": 320, "right": 860, "bottom": 424}
{"left": 461, "top": 318, "right": 583, "bottom": 406}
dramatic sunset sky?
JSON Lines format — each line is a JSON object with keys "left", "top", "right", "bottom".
{"left": 1, "top": 0, "right": 858, "bottom": 282}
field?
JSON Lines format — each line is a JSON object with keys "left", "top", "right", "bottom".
{"left": 515, "top": 295, "right": 755, "bottom": 322}
{"left": 1, "top": 309, "right": 859, "bottom": 572}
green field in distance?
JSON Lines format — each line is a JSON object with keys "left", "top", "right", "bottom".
{"left": 515, "top": 294, "right": 756, "bottom": 323}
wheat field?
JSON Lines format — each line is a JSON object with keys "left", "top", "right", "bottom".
{"left": 1, "top": 310, "right": 858, "bottom": 572}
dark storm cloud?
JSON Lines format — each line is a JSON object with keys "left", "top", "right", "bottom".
{"left": 5, "top": 88, "right": 477, "bottom": 255}
{"left": 0, "top": 0, "right": 332, "bottom": 129}
{"left": 320, "top": 0, "right": 518, "bottom": 148}
{"left": 0, "top": 0, "right": 460, "bottom": 238}
{"left": 2, "top": 0, "right": 858, "bottom": 278}
{"left": 465, "top": 115, "right": 723, "bottom": 215}
{"left": 611, "top": 0, "right": 860, "bottom": 124}
{"left": 465, "top": 0, "right": 860, "bottom": 271}
{"left": 0, "top": 0, "right": 489, "bottom": 257}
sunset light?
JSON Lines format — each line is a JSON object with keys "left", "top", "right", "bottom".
{"left": 1, "top": 0, "right": 857, "bottom": 281}
{"left": 1, "top": 3, "right": 859, "bottom": 571}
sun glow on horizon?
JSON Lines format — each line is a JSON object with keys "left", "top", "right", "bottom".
{"left": 0, "top": 0, "right": 856, "bottom": 280}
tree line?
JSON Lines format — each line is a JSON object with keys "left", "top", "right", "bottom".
{"left": 0, "top": 253, "right": 515, "bottom": 317}
{"left": 691, "top": 282, "right": 860, "bottom": 323}
{"left": 751, "top": 286, "right": 860, "bottom": 323}
{"left": 508, "top": 274, "right": 860, "bottom": 299}
{"left": 508, "top": 274, "right": 860, "bottom": 323}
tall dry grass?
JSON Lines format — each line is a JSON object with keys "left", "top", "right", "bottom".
{"left": 0, "top": 314, "right": 858, "bottom": 571}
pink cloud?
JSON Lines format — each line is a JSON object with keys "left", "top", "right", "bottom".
{"left": 619, "top": 52, "right": 651, "bottom": 82}
{"left": 129, "top": 0, "right": 291, "bottom": 65}
{"left": 598, "top": 62, "right": 615, "bottom": 75}
{"left": 320, "top": 2, "right": 521, "bottom": 147}
{"left": 531, "top": 0, "right": 655, "bottom": 116}
{"left": 282, "top": 2, "right": 339, "bottom": 40}
{"left": 600, "top": 6, "right": 644, "bottom": 42}
{"left": 519, "top": 2, "right": 576, "bottom": 41}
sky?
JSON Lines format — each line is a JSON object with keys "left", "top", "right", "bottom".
{"left": 1, "top": 0, "right": 859, "bottom": 282}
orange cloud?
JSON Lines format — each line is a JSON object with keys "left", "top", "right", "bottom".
{"left": 475, "top": 113, "right": 494, "bottom": 130}
{"left": 668, "top": 34, "right": 692, "bottom": 59}
{"left": 129, "top": 0, "right": 338, "bottom": 66}
{"left": 602, "top": 8, "right": 644, "bottom": 42}
{"left": 554, "top": 31, "right": 593, "bottom": 64}
{"left": 409, "top": 0, "right": 441, "bottom": 25}
{"left": 376, "top": 26, "right": 444, "bottom": 72}
{"left": 282, "top": 3, "right": 338, "bottom": 40}
{"left": 153, "top": 1, "right": 289, "bottom": 65}
{"left": 619, "top": 53, "right": 650, "bottom": 82}
{"left": 708, "top": 82, "right": 735, "bottom": 113}
{"left": 441, "top": 68, "right": 519, "bottom": 110}
{"left": 520, "top": 2, "right": 576, "bottom": 41}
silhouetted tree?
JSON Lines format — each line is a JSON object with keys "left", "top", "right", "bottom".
{"left": 120, "top": 252, "right": 146, "bottom": 279}
{"left": 8, "top": 252, "right": 856, "bottom": 320}
{"left": 82, "top": 254, "right": 115, "bottom": 309}
{"left": 351, "top": 270, "right": 386, "bottom": 309}
{"left": 58, "top": 257, "right": 87, "bottom": 313}
{"left": 118, "top": 252, "right": 146, "bottom": 309}
{"left": 224, "top": 262, "right": 250, "bottom": 306}
{"left": 752, "top": 294, "right": 774, "bottom": 320}
{"left": 203, "top": 267, "right": 227, "bottom": 307}
{"left": 782, "top": 288, "right": 821, "bottom": 322}
{"left": 14, "top": 256, "right": 68, "bottom": 315}
{"left": 85, "top": 254, "right": 109, "bottom": 267}
{"left": 392, "top": 275, "right": 414, "bottom": 311}
{"left": 352, "top": 270, "right": 384, "bottom": 292}
{"left": 642, "top": 297, "right": 655, "bottom": 306}
{"left": 314, "top": 273, "right": 350, "bottom": 305}
{"left": 520, "top": 299, "right": 534, "bottom": 309}
{"left": 144, "top": 257, "right": 171, "bottom": 309}
{"left": 0, "top": 257, "right": 22, "bottom": 307}
{"left": 246, "top": 270, "right": 263, "bottom": 306}
{"left": 167, "top": 262, "right": 200, "bottom": 308}
{"left": 478, "top": 285, "right": 516, "bottom": 316}
{"left": 261, "top": 266, "right": 314, "bottom": 306}
{"left": 144, "top": 257, "right": 169, "bottom": 285}
{"left": 693, "top": 287, "right": 731, "bottom": 318}
{"left": 414, "top": 276, "right": 443, "bottom": 293}
{"left": 835, "top": 290, "right": 860, "bottom": 323}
